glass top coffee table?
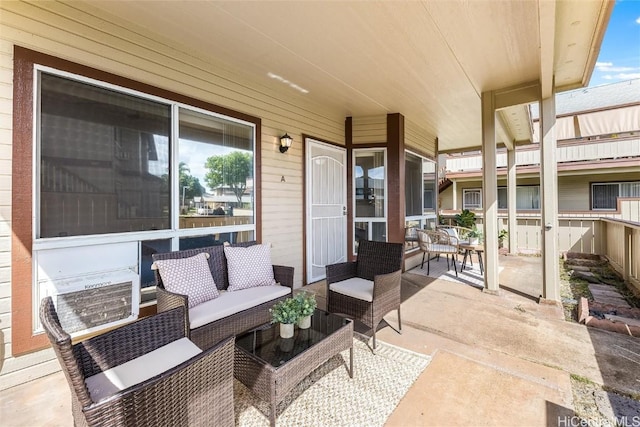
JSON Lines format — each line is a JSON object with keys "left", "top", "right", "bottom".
{"left": 234, "top": 309, "right": 354, "bottom": 427}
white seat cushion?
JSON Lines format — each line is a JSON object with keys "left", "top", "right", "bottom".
{"left": 329, "top": 277, "right": 374, "bottom": 302}
{"left": 85, "top": 337, "right": 201, "bottom": 402}
{"left": 428, "top": 243, "right": 458, "bottom": 253}
{"left": 189, "top": 284, "right": 291, "bottom": 329}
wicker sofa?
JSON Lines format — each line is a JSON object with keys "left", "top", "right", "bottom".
{"left": 153, "top": 242, "right": 294, "bottom": 350}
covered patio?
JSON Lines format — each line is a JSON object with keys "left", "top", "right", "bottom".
{"left": 4, "top": 0, "right": 638, "bottom": 425}
{"left": 3, "top": 258, "right": 640, "bottom": 425}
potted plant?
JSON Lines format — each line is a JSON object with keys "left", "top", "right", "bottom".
{"left": 498, "top": 229, "right": 508, "bottom": 248}
{"left": 270, "top": 297, "right": 300, "bottom": 338}
{"left": 454, "top": 209, "right": 477, "bottom": 229}
{"left": 294, "top": 291, "right": 317, "bottom": 329}
{"left": 468, "top": 226, "right": 483, "bottom": 245}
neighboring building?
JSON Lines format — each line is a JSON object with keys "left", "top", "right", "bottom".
{"left": 440, "top": 79, "right": 640, "bottom": 225}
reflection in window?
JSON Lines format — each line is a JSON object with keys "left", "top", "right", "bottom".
{"left": 404, "top": 152, "right": 437, "bottom": 251}
{"left": 354, "top": 149, "right": 387, "bottom": 253}
{"left": 355, "top": 151, "right": 385, "bottom": 218}
{"left": 39, "top": 73, "right": 171, "bottom": 238}
{"left": 178, "top": 109, "right": 254, "bottom": 229}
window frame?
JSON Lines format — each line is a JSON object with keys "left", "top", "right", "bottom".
{"left": 591, "top": 181, "right": 640, "bottom": 211}
{"left": 462, "top": 188, "right": 482, "bottom": 210}
{"left": 11, "top": 47, "right": 262, "bottom": 355}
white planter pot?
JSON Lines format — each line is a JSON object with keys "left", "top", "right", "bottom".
{"left": 469, "top": 237, "right": 479, "bottom": 245}
{"left": 298, "top": 315, "right": 311, "bottom": 329}
{"left": 280, "top": 323, "right": 295, "bottom": 339}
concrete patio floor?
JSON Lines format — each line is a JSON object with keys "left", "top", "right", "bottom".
{"left": 2, "top": 254, "right": 639, "bottom": 426}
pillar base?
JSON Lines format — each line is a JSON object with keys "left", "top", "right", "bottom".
{"left": 538, "top": 297, "right": 562, "bottom": 308}
{"left": 482, "top": 288, "right": 503, "bottom": 297}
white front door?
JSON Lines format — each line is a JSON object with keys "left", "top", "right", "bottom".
{"left": 305, "top": 138, "right": 347, "bottom": 283}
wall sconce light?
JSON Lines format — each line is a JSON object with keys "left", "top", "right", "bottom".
{"left": 279, "top": 133, "right": 293, "bottom": 153}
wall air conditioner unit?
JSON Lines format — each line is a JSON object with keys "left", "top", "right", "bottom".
{"left": 41, "top": 269, "right": 140, "bottom": 338}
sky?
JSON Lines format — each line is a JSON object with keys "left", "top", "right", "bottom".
{"left": 589, "top": 0, "right": 640, "bottom": 86}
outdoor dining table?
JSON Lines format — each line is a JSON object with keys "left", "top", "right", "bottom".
{"left": 459, "top": 243, "right": 485, "bottom": 274}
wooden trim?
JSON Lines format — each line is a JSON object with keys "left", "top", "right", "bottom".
{"left": 12, "top": 47, "right": 47, "bottom": 355}
{"left": 345, "top": 118, "right": 354, "bottom": 261}
{"left": 11, "top": 46, "right": 262, "bottom": 355}
{"left": 387, "top": 113, "right": 405, "bottom": 244}
{"left": 255, "top": 120, "right": 262, "bottom": 243}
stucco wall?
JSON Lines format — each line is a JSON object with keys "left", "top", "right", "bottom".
{"left": 0, "top": 1, "right": 345, "bottom": 389}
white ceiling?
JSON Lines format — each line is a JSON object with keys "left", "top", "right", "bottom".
{"left": 86, "top": 0, "right": 612, "bottom": 153}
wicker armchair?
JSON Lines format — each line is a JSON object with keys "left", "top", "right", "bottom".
{"left": 417, "top": 229, "right": 460, "bottom": 277}
{"left": 325, "top": 239, "right": 404, "bottom": 353}
{"left": 39, "top": 297, "right": 235, "bottom": 427}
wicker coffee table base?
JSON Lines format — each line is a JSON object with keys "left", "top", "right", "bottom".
{"left": 234, "top": 320, "right": 354, "bottom": 427}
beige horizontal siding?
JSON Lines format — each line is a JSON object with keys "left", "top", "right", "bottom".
{"left": 0, "top": 0, "right": 347, "bottom": 387}
{"left": 352, "top": 115, "right": 387, "bottom": 144}
{"left": 405, "top": 119, "right": 436, "bottom": 158}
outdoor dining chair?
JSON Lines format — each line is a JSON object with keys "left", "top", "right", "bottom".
{"left": 325, "top": 239, "right": 404, "bottom": 353}
{"left": 417, "top": 229, "right": 460, "bottom": 277}
{"left": 39, "top": 297, "right": 235, "bottom": 427}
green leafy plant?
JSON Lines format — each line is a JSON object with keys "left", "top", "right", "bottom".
{"left": 498, "top": 229, "right": 508, "bottom": 242}
{"left": 294, "top": 291, "right": 317, "bottom": 317}
{"left": 454, "top": 209, "right": 476, "bottom": 229}
{"left": 270, "top": 297, "right": 300, "bottom": 324}
{"left": 468, "top": 226, "right": 483, "bottom": 239}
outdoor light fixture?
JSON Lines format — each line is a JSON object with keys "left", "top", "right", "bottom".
{"left": 279, "top": 133, "right": 293, "bottom": 153}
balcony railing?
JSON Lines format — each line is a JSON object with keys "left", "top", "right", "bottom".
{"left": 445, "top": 137, "right": 640, "bottom": 172}
{"left": 439, "top": 200, "right": 640, "bottom": 294}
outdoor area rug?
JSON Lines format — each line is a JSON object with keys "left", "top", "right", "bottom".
{"left": 408, "top": 255, "right": 503, "bottom": 289}
{"left": 234, "top": 336, "right": 431, "bottom": 427}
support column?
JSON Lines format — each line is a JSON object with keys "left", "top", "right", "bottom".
{"left": 540, "top": 92, "right": 560, "bottom": 302}
{"left": 507, "top": 148, "right": 517, "bottom": 254}
{"left": 387, "top": 113, "right": 405, "bottom": 244}
{"left": 481, "top": 92, "right": 500, "bottom": 294}
{"left": 452, "top": 180, "right": 457, "bottom": 211}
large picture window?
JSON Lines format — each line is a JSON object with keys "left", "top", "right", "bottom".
{"left": 36, "top": 69, "right": 257, "bottom": 290}
{"left": 592, "top": 182, "right": 640, "bottom": 210}
{"left": 39, "top": 73, "right": 172, "bottom": 238}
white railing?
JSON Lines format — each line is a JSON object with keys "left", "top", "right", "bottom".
{"left": 439, "top": 209, "right": 640, "bottom": 295}
{"left": 602, "top": 218, "right": 640, "bottom": 294}
{"left": 445, "top": 137, "right": 640, "bottom": 172}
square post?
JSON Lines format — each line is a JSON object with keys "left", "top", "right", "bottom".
{"left": 540, "top": 92, "right": 560, "bottom": 302}
{"left": 481, "top": 91, "right": 499, "bottom": 294}
{"left": 507, "top": 148, "right": 517, "bottom": 254}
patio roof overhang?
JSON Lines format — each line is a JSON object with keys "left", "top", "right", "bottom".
{"left": 85, "top": 0, "right": 612, "bottom": 153}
